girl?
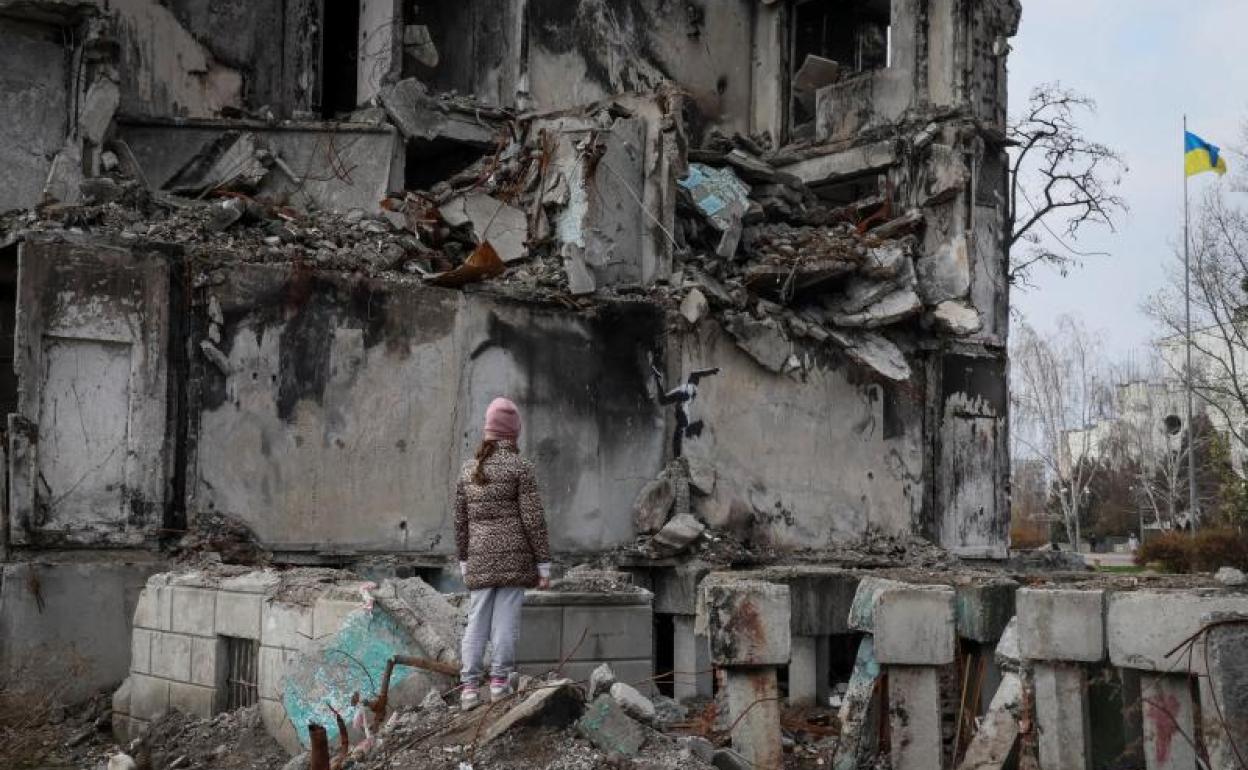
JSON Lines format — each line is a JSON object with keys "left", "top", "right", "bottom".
{"left": 454, "top": 397, "right": 552, "bottom": 709}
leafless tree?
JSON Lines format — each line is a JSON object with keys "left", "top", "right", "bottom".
{"left": 1007, "top": 83, "right": 1128, "bottom": 286}
{"left": 1011, "top": 316, "right": 1112, "bottom": 546}
{"left": 1146, "top": 187, "right": 1248, "bottom": 457}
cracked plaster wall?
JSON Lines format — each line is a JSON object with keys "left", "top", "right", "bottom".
{"left": 0, "top": 19, "right": 69, "bottom": 212}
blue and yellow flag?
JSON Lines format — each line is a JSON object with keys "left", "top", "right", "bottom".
{"left": 1185, "top": 131, "right": 1228, "bottom": 177}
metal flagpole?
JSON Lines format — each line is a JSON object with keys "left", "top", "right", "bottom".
{"left": 1184, "top": 114, "right": 1199, "bottom": 532}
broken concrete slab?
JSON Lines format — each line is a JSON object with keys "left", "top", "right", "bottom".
{"left": 955, "top": 579, "right": 1018, "bottom": 643}
{"left": 1107, "top": 590, "right": 1248, "bottom": 674}
{"left": 42, "top": 141, "right": 83, "bottom": 205}
{"left": 439, "top": 193, "right": 529, "bottom": 264}
{"left": 651, "top": 514, "right": 706, "bottom": 554}
{"left": 378, "top": 78, "right": 498, "bottom": 146}
{"left": 827, "top": 328, "right": 911, "bottom": 381}
{"left": 164, "top": 131, "right": 268, "bottom": 197}
{"left": 859, "top": 241, "right": 911, "bottom": 279}
{"left": 955, "top": 671, "right": 1022, "bottom": 770}
{"left": 831, "top": 287, "right": 921, "bottom": 328}
{"left": 833, "top": 636, "right": 882, "bottom": 770}
{"left": 564, "top": 253, "right": 596, "bottom": 295}
{"left": 80, "top": 76, "right": 121, "bottom": 147}
{"left": 478, "top": 679, "right": 584, "bottom": 744}
{"left": 576, "top": 694, "right": 647, "bottom": 757}
{"left": 724, "top": 314, "right": 789, "bottom": 373}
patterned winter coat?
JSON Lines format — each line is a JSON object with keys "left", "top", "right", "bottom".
{"left": 454, "top": 442, "right": 552, "bottom": 590}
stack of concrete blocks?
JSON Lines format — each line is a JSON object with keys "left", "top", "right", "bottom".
{"left": 651, "top": 563, "right": 713, "bottom": 702}
{"left": 515, "top": 589, "right": 654, "bottom": 692}
{"left": 113, "top": 570, "right": 373, "bottom": 753}
{"left": 698, "top": 577, "right": 791, "bottom": 770}
{"left": 1106, "top": 589, "right": 1248, "bottom": 770}
{"left": 1015, "top": 588, "right": 1105, "bottom": 770}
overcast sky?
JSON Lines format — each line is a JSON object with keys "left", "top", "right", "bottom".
{"left": 1008, "top": 0, "right": 1248, "bottom": 362}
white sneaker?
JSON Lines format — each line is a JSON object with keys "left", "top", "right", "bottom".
{"left": 489, "top": 676, "right": 513, "bottom": 701}
{"left": 460, "top": 686, "right": 481, "bottom": 711}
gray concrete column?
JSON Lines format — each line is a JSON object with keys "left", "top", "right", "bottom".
{"left": 725, "top": 667, "right": 783, "bottom": 770}
{"left": 672, "top": 614, "right": 712, "bottom": 702}
{"left": 888, "top": 665, "right": 943, "bottom": 770}
{"left": 816, "top": 635, "right": 831, "bottom": 703}
{"left": 1198, "top": 613, "right": 1248, "bottom": 770}
{"left": 789, "top": 635, "right": 818, "bottom": 706}
{"left": 1139, "top": 673, "right": 1196, "bottom": 770}
{"left": 1033, "top": 662, "right": 1091, "bottom": 770}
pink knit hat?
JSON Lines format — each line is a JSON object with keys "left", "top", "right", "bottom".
{"left": 484, "top": 397, "right": 521, "bottom": 441}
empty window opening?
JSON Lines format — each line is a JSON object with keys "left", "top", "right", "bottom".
{"left": 222, "top": 636, "right": 260, "bottom": 711}
{"left": 789, "top": 0, "right": 893, "bottom": 135}
{"left": 405, "top": 137, "right": 493, "bottom": 191}
{"left": 320, "top": 0, "right": 362, "bottom": 118}
{"left": 653, "top": 613, "right": 676, "bottom": 698}
{"left": 811, "top": 171, "right": 887, "bottom": 207}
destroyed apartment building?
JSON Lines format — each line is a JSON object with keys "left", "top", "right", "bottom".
{"left": 3, "top": 1, "right": 1248, "bottom": 769}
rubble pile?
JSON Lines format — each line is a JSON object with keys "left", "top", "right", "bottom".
{"left": 125, "top": 706, "right": 289, "bottom": 770}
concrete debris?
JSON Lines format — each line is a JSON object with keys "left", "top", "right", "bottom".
{"left": 609, "top": 682, "right": 656, "bottom": 723}
{"left": 439, "top": 194, "right": 529, "bottom": 264}
{"left": 710, "top": 748, "right": 753, "bottom": 770}
{"left": 723, "top": 313, "right": 790, "bottom": 373}
{"left": 679, "top": 288, "right": 709, "bottom": 324}
{"left": 830, "top": 287, "right": 922, "bottom": 328}
{"left": 792, "top": 55, "right": 841, "bottom": 112}
{"left": 827, "top": 328, "right": 912, "bottom": 381}
{"left": 199, "top": 340, "right": 232, "bottom": 375}
{"left": 1215, "top": 566, "right": 1247, "bottom": 586}
{"left": 679, "top": 164, "right": 751, "bottom": 237}
{"left": 587, "top": 663, "right": 616, "bottom": 701}
{"left": 930, "top": 299, "right": 983, "bottom": 335}
{"left": 651, "top": 513, "right": 706, "bottom": 554}
{"left": 575, "top": 694, "right": 648, "bottom": 757}
{"left": 477, "top": 679, "right": 584, "bottom": 745}
{"left": 165, "top": 131, "right": 269, "bottom": 198}
{"left": 633, "top": 477, "right": 676, "bottom": 535}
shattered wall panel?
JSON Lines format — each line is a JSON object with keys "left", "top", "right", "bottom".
{"left": 111, "top": 0, "right": 245, "bottom": 117}
{"left": 9, "top": 237, "right": 170, "bottom": 547}
{"left": 524, "top": 0, "right": 753, "bottom": 133}
{"left": 117, "top": 119, "right": 403, "bottom": 214}
{"left": 192, "top": 265, "right": 665, "bottom": 554}
{"left": 0, "top": 19, "right": 69, "bottom": 212}
{"left": 677, "top": 321, "right": 924, "bottom": 549}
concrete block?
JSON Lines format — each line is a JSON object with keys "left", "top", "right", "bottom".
{"left": 846, "top": 576, "right": 908, "bottom": 632}
{"left": 1140, "top": 673, "right": 1197, "bottom": 770}
{"left": 672, "top": 615, "right": 712, "bottom": 702}
{"left": 954, "top": 579, "right": 1017, "bottom": 643}
{"left": 1033, "top": 662, "right": 1090, "bottom": 770}
{"left": 169, "top": 682, "right": 216, "bottom": 719}
{"left": 576, "top": 694, "right": 647, "bottom": 756}
{"left": 789, "top": 636, "right": 818, "bottom": 706}
{"left": 725, "top": 667, "right": 783, "bottom": 770}
{"left": 215, "top": 592, "right": 263, "bottom": 639}
{"left": 262, "top": 601, "right": 314, "bottom": 651}
{"left": 190, "top": 636, "right": 220, "bottom": 687}
{"left": 312, "top": 597, "right": 363, "bottom": 641}
{"left": 764, "top": 567, "right": 859, "bottom": 636}
{"left": 1017, "top": 588, "right": 1104, "bottom": 662}
{"left": 873, "top": 585, "right": 956, "bottom": 665}
{"left": 1108, "top": 590, "right": 1248, "bottom": 673}
{"left": 699, "top": 579, "right": 791, "bottom": 666}
{"left": 654, "top": 563, "right": 711, "bottom": 615}
{"left": 131, "top": 628, "right": 153, "bottom": 675}
{"left": 888, "top": 666, "right": 942, "bottom": 770}
{"left": 561, "top": 605, "right": 652, "bottom": 662}
{"left": 516, "top": 606, "right": 563, "bottom": 663}
{"left": 130, "top": 674, "right": 170, "bottom": 721}
{"left": 150, "top": 632, "right": 192, "bottom": 681}
{"left": 170, "top": 587, "right": 216, "bottom": 637}
{"left": 132, "top": 587, "right": 169, "bottom": 631}
{"left": 518, "top": 659, "right": 656, "bottom": 696}
{"left": 1199, "top": 612, "right": 1248, "bottom": 770}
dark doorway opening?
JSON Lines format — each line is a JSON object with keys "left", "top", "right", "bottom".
{"left": 320, "top": 0, "right": 362, "bottom": 118}
{"left": 653, "top": 612, "right": 675, "bottom": 698}
{"left": 405, "top": 137, "right": 493, "bottom": 191}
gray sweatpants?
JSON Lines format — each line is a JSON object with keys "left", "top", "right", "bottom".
{"left": 460, "top": 586, "right": 526, "bottom": 685}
